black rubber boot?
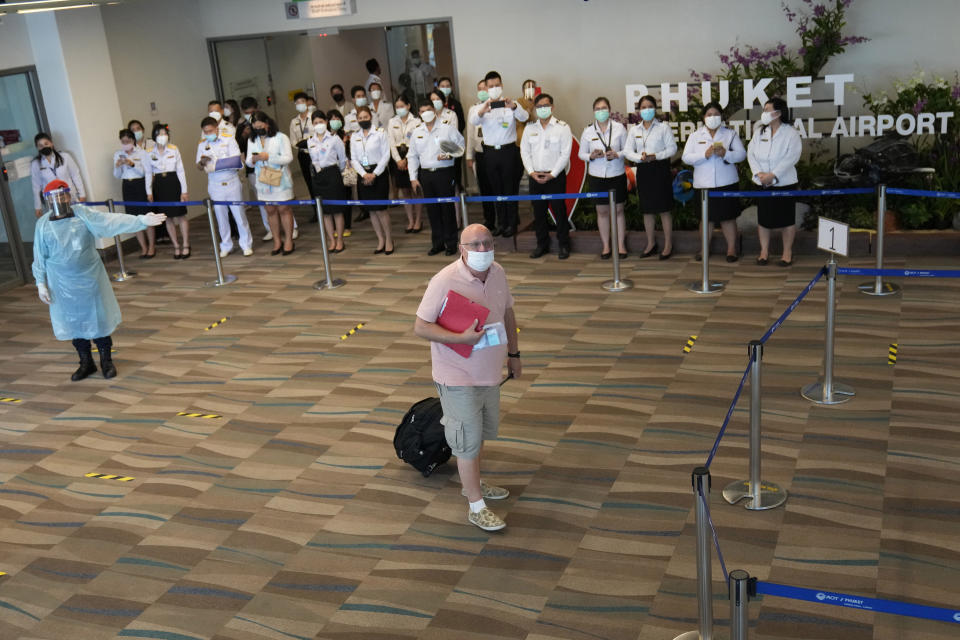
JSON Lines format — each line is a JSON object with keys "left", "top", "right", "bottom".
{"left": 94, "top": 336, "right": 116, "bottom": 379}
{"left": 71, "top": 339, "right": 97, "bottom": 381}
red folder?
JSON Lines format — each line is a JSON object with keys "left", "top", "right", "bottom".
{"left": 436, "top": 290, "right": 489, "bottom": 358}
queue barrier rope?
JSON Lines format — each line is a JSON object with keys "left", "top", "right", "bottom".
{"left": 700, "top": 488, "right": 728, "bottom": 582}
{"left": 759, "top": 267, "right": 827, "bottom": 344}
{"left": 708, "top": 187, "right": 875, "bottom": 198}
{"left": 703, "top": 359, "right": 753, "bottom": 470}
{"left": 756, "top": 581, "right": 960, "bottom": 625}
{"left": 838, "top": 267, "right": 960, "bottom": 278}
{"left": 887, "top": 187, "right": 960, "bottom": 199}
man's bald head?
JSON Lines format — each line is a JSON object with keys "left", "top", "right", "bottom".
{"left": 460, "top": 223, "right": 492, "bottom": 246}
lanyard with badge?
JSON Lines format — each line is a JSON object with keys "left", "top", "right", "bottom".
{"left": 597, "top": 122, "right": 613, "bottom": 157}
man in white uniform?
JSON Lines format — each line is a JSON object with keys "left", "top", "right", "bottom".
{"left": 197, "top": 117, "right": 253, "bottom": 257}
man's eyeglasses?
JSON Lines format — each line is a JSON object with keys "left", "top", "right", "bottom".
{"left": 459, "top": 240, "right": 495, "bottom": 250}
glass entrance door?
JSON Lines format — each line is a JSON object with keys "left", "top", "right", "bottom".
{"left": 0, "top": 68, "right": 44, "bottom": 289}
{"left": 211, "top": 37, "right": 279, "bottom": 123}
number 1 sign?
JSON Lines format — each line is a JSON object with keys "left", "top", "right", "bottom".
{"left": 817, "top": 217, "right": 849, "bottom": 257}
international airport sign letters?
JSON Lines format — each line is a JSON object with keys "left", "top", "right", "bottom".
{"left": 625, "top": 74, "right": 954, "bottom": 141}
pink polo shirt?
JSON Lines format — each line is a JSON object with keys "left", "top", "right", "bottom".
{"left": 416, "top": 258, "right": 514, "bottom": 387}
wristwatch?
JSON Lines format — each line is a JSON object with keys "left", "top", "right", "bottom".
{"left": 508, "top": 352, "right": 520, "bottom": 358}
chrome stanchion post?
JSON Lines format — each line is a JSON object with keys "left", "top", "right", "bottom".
{"left": 203, "top": 198, "right": 237, "bottom": 287}
{"left": 728, "top": 570, "right": 753, "bottom": 640}
{"left": 802, "top": 256, "right": 855, "bottom": 404}
{"left": 859, "top": 183, "right": 899, "bottom": 296}
{"left": 602, "top": 190, "right": 633, "bottom": 292}
{"left": 673, "top": 467, "right": 714, "bottom": 640}
{"left": 688, "top": 189, "right": 724, "bottom": 294}
{"left": 108, "top": 199, "right": 136, "bottom": 282}
{"left": 313, "top": 197, "right": 346, "bottom": 290}
{"left": 459, "top": 191, "right": 469, "bottom": 230}
{"left": 724, "top": 341, "right": 787, "bottom": 510}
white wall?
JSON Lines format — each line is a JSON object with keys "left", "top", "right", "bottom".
{"left": 0, "top": 14, "right": 36, "bottom": 72}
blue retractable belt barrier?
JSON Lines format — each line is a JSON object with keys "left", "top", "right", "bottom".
{"left": 106, "top": 200, "right": 205, "bottom": 207}
{"left": 466, "top": 191, "right": 608, "bottom": 203}
{"left": 704, "top": 359, "right": 753, "bottom": 470}
{"left": 699, "top": 489, "right": 728, "bottom": 582}
{"left": 323, "top": 197, "right": 458, "bottom": 206}
{"left": 887, "top": 187, "right": 960, "bottom": 199}
{"left": 85, "top": 201, "right": 109, "bottom": 206}
{"left": 837, "top": 267, "right": 960, "bottom": 278}
{"left": 759, "top": 267, "right": 827, "bottom": 344}
{"left": 709, "top": 187, "right": 874, "bottom": 198}
{"left": 757, "top": 581, "right": 960, "bottom": 624}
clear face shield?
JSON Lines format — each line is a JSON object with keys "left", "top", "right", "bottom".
{"left": 522, "top": 80, "right": 537, "bottom": 101}
{"left": 44, "top": 187, "right": 74, "bottom": 220}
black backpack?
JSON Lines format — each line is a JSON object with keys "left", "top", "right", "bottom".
{"left": 394, "top": 397, "right": 451, "bottom": 477}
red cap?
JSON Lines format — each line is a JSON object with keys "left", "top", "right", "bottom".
{"left": 43, "top": 179, "right": 70, "bottom": 193}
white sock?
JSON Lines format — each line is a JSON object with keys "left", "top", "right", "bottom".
{"left": 469, "top": 498, "right": 487, "bottom": 513}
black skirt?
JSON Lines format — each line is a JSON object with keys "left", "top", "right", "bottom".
{"left": 390, "top": 155, "right": 411, "bottom": 189}
{"left": 634, "top": 158, "right": 673, "bottom": 213}
{"left": 588, "top": 173, "right": 628, "bottom": 205}
{"left": 312, "top": 165, "right": 345, "bottom": 215}
{"left": 152, "top": 172, "right": 186, "bottom": 217}
{"left": 699, "top": 186, "right": 742, "bottom": 223}
{"left": 357, "top": 170, "right": 390, "bottom": 213}
{"left": 757, "top": 183, "right": 798, "bottom": 229}
{"left": 121, "top": 178, "right": 150, "bottom": 215}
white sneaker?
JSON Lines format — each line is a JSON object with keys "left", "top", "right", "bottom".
{"left": 262, "top": 231, "right": 273, "bottom": 241}
{"left": 219, "top": 249, "right": 230, "bottom": 258}
{"left": 292, "top": 228, "right": 299, "bottom": 240}
{"left": 242, "top": 248, "right": 253, "bottom": 256}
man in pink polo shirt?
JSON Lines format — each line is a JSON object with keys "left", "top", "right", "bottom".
{"left": 414, "top": 223, "right": 521, "bottom": 531}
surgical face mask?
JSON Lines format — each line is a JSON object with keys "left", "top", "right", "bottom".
{"left": 432, "top": 99, "right": 444, "bottom": 110}
{"left": 329, "top": 120, "right": 343, "bottom": 131}
{"left": 535, "top": 105, "right": 552, "bottom": 120}
{"left": 411, "top": 56, "right": 421, "bottom": 65}
{"left": 209, "top": 111, "right": 222, "bottom": 121}
{"left": 296, "top": 102, "right": 307, "bottom": 113}
{"left": 594, "top": 109, "right": 610, "bottom": 123}
{"left": 354, "top": 97, "right": 368, "bottom": 107}
{"left": 224, "top": 107, "right": 233, "bottom": 117}
{"left": 465, "top": 249, "right": 494, "bottom": 272}
{"left": 358, "top": 120, "right": 372, "bottom": 130}
{"left": 420, "top": 110, "right": 436, "bottom": 124}
{"left": 243, "top": 112, "right": 253, "bottom": 122}
{"left": 487, "top": 85, "right": 503, "bottom": 100}
{"left": 156, "top": 134, "right": 169, "bottom": 146}
{"left": 122, "top": 143, "right": 135, "bottom": 153}
{"left": 204, "top": 133, "right": 217, "bottom": 143}
{"left": 255, "top": 128, "right": 269, "bottom": 138}
{"left": 477, "top": 90, "right": 489, "bottom": 102}
{"left": 39, "top": 146, "right": 54, "bottom": 156}
{"left": 524, "top": 86, "right": 535, "bottom": 100}
{"left": 370, "top": 90, "right": 381, "bottom": 100}
{"left": 134, "top": 130, "right": 143, "bottom": 141}
{"left": 760, "top": 110, "right": 778, "bottom": 126}
{"left": 640, "top": 108, "right": 656, "bottom": 122}
{"left": 440, "top": 86, "right": 452, "bottom": 97}
{"left": 314, "top": 122, "right": 327, "bottom": 135}
{"left": 307, "top": 105, "right": 316, "bottom": 113}
{"left": 704, "top": 115, "right": 722, "bottom": 130}
{"left": 396, "top": 107, "right": 409, "bottom": 118}
{"left": 332, "top": 92, "right": 344, "bottom": 102}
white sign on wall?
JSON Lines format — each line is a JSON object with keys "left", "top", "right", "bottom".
{"left": 817, "top": 216, "right": 849, "bottom": 257}
{"left": 285, "top": 0, "right": 356, "bottom": 20}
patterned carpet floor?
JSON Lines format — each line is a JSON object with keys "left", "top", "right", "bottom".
{"left": 0, "top": 212, "right": 958, "bottom": 640}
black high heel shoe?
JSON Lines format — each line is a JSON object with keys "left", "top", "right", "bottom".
{"left": 641, "top": 242, "right": 659, "bottom": 258}
{"left": 282, "top": 243, "right": 295, "bottom": 256}
{"left": 271, "top": 247, "right": 283, "bottom": 256}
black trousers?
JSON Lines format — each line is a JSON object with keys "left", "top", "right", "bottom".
{"left": 530, "top": 171, "right": 569, "bottom": 248}
{"left": 420, "top": 167, "right": 458, "bottom": 251}
{"left": 483, "top": 145, "right": 519, "bottom": 230}
{"left": 73, "top": 336, "right": 112, "bottom": 356}
{"left": 297, "top": 149, "right": 316, "bottom": 199}
{"left": 474, "top": 151, "right": 497, "bottom": 229}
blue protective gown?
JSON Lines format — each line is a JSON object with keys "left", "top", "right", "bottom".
{"left": 31, "top": 204, "right": 148, "bottom": 341}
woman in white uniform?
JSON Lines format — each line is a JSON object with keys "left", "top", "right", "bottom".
{"left": 368, "top": 81, "right": 395, "bottom": 131}
{"left": 623, "top": 95, "right": 678, "bottom": 260}
{"left": 147, "top": 124, "right": 191, "bottom": 259}
{"left": 113, "top": 128, "right": 155, "bottom": 258}
{"left": 307, "top": 110, "right": 347, "bottom": 253}
{"left": 388, "top": 95, "right": 422, "bottom": 233}
{"left": 350, "top": 106, "right": 393, "bottom": 254}
{"left": 681, "top": 102, "right": 747, "bottom": 262}
{"left": 246, "top": 112, "right": 296, "bottom": 256}
{"left": 578, "top": 97, "right": 628, "bottom": 259}
{"left": 31, "top": 133, "right": 85, "bottom": 218}
{"left": 748, "top": 96, "right": 803, "bottom": 266}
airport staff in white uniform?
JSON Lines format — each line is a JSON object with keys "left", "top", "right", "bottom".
{"left": 345, "top": 85, "right": 380, "bottom": 133}
{"left": 578, "top": 97, "right": 628, "bottom": 259}
{"left": 289, "top": 91, "right": 316, "bottom": 199}
{"left": 465, "top": 80, "right": 497, "bottom": 230}
{"left": 364, "top": 58, "right": 383, "bottom": 93}
{"left": 31, "top": 133, "right": 85, "bottom": 217}
{"left": 350, "top": 106, "right": 394, "bottom": 255}
{"left": 468, "top": 71, "right": 528, "bottom": 237}
{"left": 387, "top": 95, "right": 423, "bottom": 233}
{"left": 196, "top": 116, "right": 253, "bottom": 257}
{"left": 520, "top": 92, "right": 573, "bottom": 260}
{"left": 208, "top": 100, "right": 236, "bottom": 138}
{"left": 369, "top": 82, "right": 395, "bottom": 130}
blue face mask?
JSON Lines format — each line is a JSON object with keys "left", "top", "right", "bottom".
{"left": 594, "top": 109, "right": 610, "bottom": 123}
{"left": 640, "top": 108, "right": 656, "bottom": 122}
{"left": 204, "top": 133, "right": 217, "bottom": 143}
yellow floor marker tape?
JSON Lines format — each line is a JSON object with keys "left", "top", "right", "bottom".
{"left": 176, "top": 411, "right": 222, "bottom": 419}
{"left": 85, "top": 473, "right": 135, "bottom": 482}
{"left": 91, "top": 348, "right": 117, "bottom": 353}
{"left": 888, "top": 343, "right": 898, "bottom": 366}
{"left": 340, "top": 323, "right": 365, "bottom": 340}
{"left": 0, "top": 398, "right": 22, "bottom": 404}
{"left": 205, "top": 317, "right": 230, "bottom": 331}
{"left": 682, "top": 335, "right": 698, "bottom": 354}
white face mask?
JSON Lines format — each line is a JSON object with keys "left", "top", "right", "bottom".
{"left": 420, "top": 110, "right": 436, "bottom": 123}
{"left": 487, "top": 86, "right": 503, "bottom": 100}
{"left": 396, "top": 107, "right": 409, "bottom": 118}
{"left": 209, "top": 111, "right": 222, "bottom": 121}
{"left": 243, "top": 113, "right": 252, "bottom": 122}
{"left": 466, "top": 249, "right": 494, "bottom": 272}
{"left": 432, "top": 99, "right": 444, "bottom": 111}
{"left": 314, "top": 123, "right": 327, "bottom": 135}
{"left": 296, "top": 102, "right": 307, "bottom": 113}
{"left": 156, "top": 134, "right": 169, "bottom": 146}
{"left": 223, "top": 107, "right": 233, "bottom": 117}
{"left": 370, "top": 90, "right": 381, "bottom": 100}
{"left": 355, "top": 97, "right": 368, "bottom": 107}
{"left": 760, "top": 110, "right": 778, "bottom": 126}
{"left": 307, "top": 105, "right": 316, "bottom": 113}
{"left": 704, "top": 115, "right": 722, "bottom": 130}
